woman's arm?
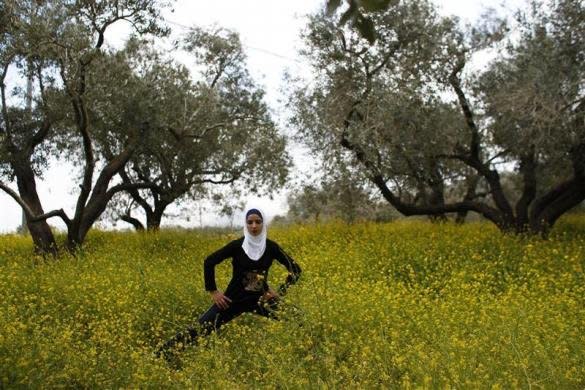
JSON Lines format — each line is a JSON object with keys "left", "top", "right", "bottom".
{"left": 273, "top": 243, "right": 302, "bottom": 296}
{"left": 204, "top": 240, "right": 238, "bottom": 292}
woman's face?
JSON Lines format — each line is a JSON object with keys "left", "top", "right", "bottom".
{"left": 246, "top": 214, "right": 263, "bottom": 236}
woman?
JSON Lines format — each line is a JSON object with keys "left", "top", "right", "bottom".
{"left": 157, "top": 207, "right": 302, "bottom": 359}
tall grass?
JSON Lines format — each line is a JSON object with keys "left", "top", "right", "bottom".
{"left": 0, "top": 217, "right": 583, "bottom": 388}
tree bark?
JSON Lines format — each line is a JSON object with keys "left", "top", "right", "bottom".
{"left": 427, "top": 160, "right": 447, "bottom": 222}
{"left": 146, "top": 207, "right": 165, "bottom": 231}
{"left": 514, "top": 146, "right": 537, "bottom": 231}
{"left": 13, "top": 161, "right": 57, "bottom": 255}
{"left": 117, "top": 169, "right": 170, "bottom": 232}
{"left": 455, "top": 174, "right": 480, "bottom": 224}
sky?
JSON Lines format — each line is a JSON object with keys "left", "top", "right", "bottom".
{"left": 0, "top": 0, "right": 526, "bottom": 233}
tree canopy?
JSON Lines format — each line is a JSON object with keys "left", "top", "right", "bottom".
{"left": 1, "top": 1, "right": 291, "bottom": 252}
{"left": 291, "top": 0, "right": 584, "bottom": 236}
{"left": 1, "top": 0, "right": 172, "bottom": 252}
{"left": 100, "top": 30, "right": 290, "bottom": 231}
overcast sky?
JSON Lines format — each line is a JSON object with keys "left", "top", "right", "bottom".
{"left": 0, "top": 0, "right": 526, "bottom": 233}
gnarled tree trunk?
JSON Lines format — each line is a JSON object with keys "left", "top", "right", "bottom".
{"left": 14, "top": 162, "right": 57, "bottom": 254}
{"left": 146, "top": 207, "right": 166, "bottom": 231}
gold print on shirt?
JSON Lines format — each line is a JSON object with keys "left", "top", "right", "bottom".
{"left": 242, "top": 270, "right": 266, "bottom": 292}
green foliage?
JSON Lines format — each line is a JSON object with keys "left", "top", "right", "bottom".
{"left": 326, "top": 0, "right": 398, "bottom": 43}
{"left": 478, "top": 0, "right": 585, "bottom": 181}
{"left": 98, "top": 28, "right": 290, "bottom": 229}
{"left": 292, "top": 0, "right": 585, "bottom": 232}
{"left": 1, "top": 0, "right": 174, "bottom": 249}
{"left": 0, "top": 216, "right": 584, "bottom": 387}
{"left": 292, "top": 0, "right": 463, "bottom": 200}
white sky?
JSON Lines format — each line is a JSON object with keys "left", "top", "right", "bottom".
{"left": 0, "top": 0, "right": 526, "bottom": 233}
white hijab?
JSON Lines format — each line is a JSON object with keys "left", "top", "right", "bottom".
{"left": 242, "top": 207, "right": 267, "bottom": 261}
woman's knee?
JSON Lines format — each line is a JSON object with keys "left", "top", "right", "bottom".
{"left": 198, "top": 305, "right": 224, "bottom": 334}
{"left": 198, "top": 304, "right": 219, "bottom": 324}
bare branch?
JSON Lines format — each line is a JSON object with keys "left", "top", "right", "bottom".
{"left": 449, "top": 58, "right": 480, "bottom": 159}
{"left": 487, "top": 149, "right": 510, "bottom": 164}
{"left": 0, "top": 181, "right": 71, "bottom": 227}
{"left": 533, "top": 176, "right": 585, "bottom": 229}
{"left": 370, "top": 173, "right": 503, "bottom": 222}
{"left": 369, "top": 42, "right": 401, "bottom": 77}
{"left": 90, "top": 130, "right": 145, "bottom": 202}
{"left": 131, "top": 164, "right": 155, "bottom": 185}
{"left": 120, "top": 213, "right": 145, "bottom": 231}
{"left": 27, "top": 119, "right": 51, "bottom": 152}
{"left": 1, "top": 60, "right": 13, "bottom": 136}
{"left": 209, "top": 58, "right": 226, "bottom": 89}
{"left": 152, "top": 149, "right": 174, "bottom": 187}
{"left": 340, "top": 120, "right": 505, "bottom": 225}
{"left": 561, "top": 95, "right": 585, "bottom": 112}
{"left": 449, "top": 58, "right": 514, "bottom": 219}
{"left": 105, "top": 182, "right": 159, "bottom": 201}
{"left": 174, "top": 114, "right": 269, "bottom": 141}
{"left": 118, "top": 168, "right": 155, "bottom": 215}
{"left": 71, "top": 95, "right": 95, "bottom": 223}
{"left": 30, "top": 209, "right": 72, "bottom": 226}
{"left": 197, "top": 177, "right": 239, "bottom": 185}
{"left": 35, "top": 62, "right": 49, "bottom": 110}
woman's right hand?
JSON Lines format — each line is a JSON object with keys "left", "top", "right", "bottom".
{"left": 209, "top": 290, "right": 232, "bottom": 310}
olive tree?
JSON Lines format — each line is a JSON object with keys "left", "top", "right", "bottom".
{"left": 291, "top": 1, "right": 469, "bottom": 221}
{"left": 0, "top": 0, "right": 171, "bottom": 252}
{"left": 101, "top": 29, "right": 290, "bottom": 231}
{"left": 291, "top": 0, "right": 584, "bottom": 236}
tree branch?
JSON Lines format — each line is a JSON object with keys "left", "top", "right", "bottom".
{"left": 535, "top": 177, "right": 585, "bottom": 230}
{"left": 448, "top": 58, "right": 514, "bottom": 221}
{"left": 515, "top": 145, "right": 537, "bottom": 226}
{"left": 118, "top": 168, "right": 155, "bottom": 215}
{"left": 449, "top": 58, "right": 480, "bottom": 159}
{"left": 530, "top": 143, "right": 585, "bottom": 225}
{"left": 75, "top": 123, "right": 147, "bottom": 240}
{"left": 561, "top": 95, "right": 585, "bottom": 112}
{"left": 0, "top": 181, "right": 71, "bottom": 227}
{"left": 71, "top": 95, "right": 94, "bottom": 223}
{"left": 197, "top": 176, "right": 239, "bottom": 185}
{"left": 1, "top": 60, "right": 13, "bottom": 136}
{"left": 36, "top": 61, "right": 48, "bottom": 109}
{"left": 369, "top": 173, "right": 502, "bottom": 223}
{"left": 340, "top": 122, "right": 505, "bottom": 226}
{"left": 93, "top": 9, "right": 141, "bottom": 49}
{"left": 91, "top": 130, "right": 145, "bottom": 202}
{"left": 369, "top": 42, "right": 401, "bottom": 77}
{"left": 120, "top": 213, "right": 145, "bottom": 231}
{"left": 131, "top": 164, "right": 154, "bottom": 185}
{"left": 209, "top": 58, "right": 226, "bottom": 89}
{"left": 27, "top": 119, "right": 51, "bottom": 152}
{"left": 105, "top": 182, "right": 160, "bottom": 202}
{"left": 152, "top": 149, "right": 174, "bottom": 188}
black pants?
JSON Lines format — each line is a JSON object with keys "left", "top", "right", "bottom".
{"left": 157, "top": 294, "right": 278, "bottom": 356}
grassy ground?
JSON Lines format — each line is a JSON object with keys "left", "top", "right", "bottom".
{"left": 0, "top": 217, "right": 584, "bottom": 388}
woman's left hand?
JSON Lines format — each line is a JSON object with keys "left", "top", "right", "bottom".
{"left": 262, "top": 287, "right": 279, "bottom": 301}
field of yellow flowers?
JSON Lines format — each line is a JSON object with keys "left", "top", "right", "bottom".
{"left": 0, "top": 216, "right": 584, "bottom": 388}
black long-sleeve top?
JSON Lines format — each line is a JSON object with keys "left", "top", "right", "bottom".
{"left": 204, "top": 237, "right": 301, "bottom": 300}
